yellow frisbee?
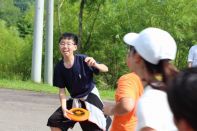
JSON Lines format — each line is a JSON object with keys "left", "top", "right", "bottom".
{"left": 67, "top": 108, "right": 90, "bottom": 122}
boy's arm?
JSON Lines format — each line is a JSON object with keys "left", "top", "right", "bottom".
{"left": 94, "top": 63, "right": 108, "bottom": 72}
{"left": 59, "top": 88, "right": 72, "bottom": 119}
{"left": 85, "top": 57, "right": 108, "bottom": 72}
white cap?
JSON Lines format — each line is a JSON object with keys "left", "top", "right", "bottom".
{"left": 123, "top": 27, "right": 177, "bottom": 64}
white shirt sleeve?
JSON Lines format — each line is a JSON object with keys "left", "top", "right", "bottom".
{"left": 188, "top": 46, "right": 194, "bottom": 62}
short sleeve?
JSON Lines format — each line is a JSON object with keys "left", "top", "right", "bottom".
{"left": 53, "top": 63, "right": 65, "bottom": 88}
{"left": 77, "top": 54, "right": 100, "bottom": 75}
{"left": 188, "top": 47, "right": 194, "bottom": 62}
{"left": 91, "top": 66, "right": 99, "bottom": 75}
{"left": 115, "top": 73, "right": 139, "bottom": 102}
{"left": 84, "top": 55, "right": 100, "bottom": 75}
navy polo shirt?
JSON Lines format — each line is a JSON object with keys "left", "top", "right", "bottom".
{"left": 53, "top": 54, "right": 99, "bottom": 98}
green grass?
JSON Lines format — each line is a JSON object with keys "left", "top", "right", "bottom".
{"left": 0, "top": 79, "right": 115, "bottom": 100}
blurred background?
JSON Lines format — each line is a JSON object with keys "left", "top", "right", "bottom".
{"left": 0, "top": 0, "right": 197, "bottom": 90}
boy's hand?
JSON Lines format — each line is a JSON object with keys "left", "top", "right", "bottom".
{"left": 85, "top": 57, "right": 97, "bottom": 67}
{"left": 63, "top": 109, "right": 73, "bottom": 119}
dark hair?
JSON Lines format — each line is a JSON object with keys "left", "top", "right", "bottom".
{"left": 167, "top": 67, "right": 197, "bottom": 130}
{"left": 143, "top": 59, "right": 178, "bottom": 91}
{"left": 58, "top": 32, "right": 78, "bottom": 45}
{"left": 131, "top": 47, "right": 178, "bottom": 90}
{"left": 128, "top": 46, "right": 137, "bottom": 54}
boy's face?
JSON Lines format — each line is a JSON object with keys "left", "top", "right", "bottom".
{"left": 59, "top": 38, "right": 77, "bottom": 57}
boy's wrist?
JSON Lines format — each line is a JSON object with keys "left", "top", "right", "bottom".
{"left": 62, "top": 106, "right": 67, "bottom": 111}
{"left": 93, "top": 63, "right": 98, "bottom": 68}
{"left": 62, "top": 109, "right": 68, "bottom": 114}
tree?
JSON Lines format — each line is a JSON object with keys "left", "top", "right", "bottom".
{"left": 0, "top": 0, "right": 21, "bottom": 26}
{"left": 1, "top": 0, "right": 197, "bottom": 88}
{"left": 14, "top": 0, "right": 35, "bottom": 12}
{"left": 17, "top": 5, "right": 34, "bottom": 37}
{"left": 0, "top": 20, "right": 26, "bottom": 79}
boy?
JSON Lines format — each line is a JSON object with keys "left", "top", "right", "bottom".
{"left": 47, "top": 32, "right": 111, "bottom": 131}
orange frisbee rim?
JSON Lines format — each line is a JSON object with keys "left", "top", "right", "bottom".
{"left": 67, "top": 108, "right": 90, "bottom": 122}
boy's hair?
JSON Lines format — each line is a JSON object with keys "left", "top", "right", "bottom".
{"left": 58, "top": 32, "right": 78, "bottom": 45}
{"left": 167, "top": 67, "right": 197, "bottom": 130}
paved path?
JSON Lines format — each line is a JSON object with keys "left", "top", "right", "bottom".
{"left": 0, "top": 88, "right": 113, "bottom": 131}
{"left": 0, "top": 88, "right": 82, "bottom": 131}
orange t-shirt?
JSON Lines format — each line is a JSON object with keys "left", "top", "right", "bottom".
{"left": 110, "top": 73, "right": 143, "bottom": 131}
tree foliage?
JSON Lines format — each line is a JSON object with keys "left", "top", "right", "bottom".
{"left": 0, "top": 20, "right": 26, "bottom": 79}
{"left": 0, "top": 0, "right": 197, "bottom": 88}
{"left": 0, "top": 0, "right": 21, "bottom": 26}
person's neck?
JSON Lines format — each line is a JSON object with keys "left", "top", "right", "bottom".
{"left": 63, "top": 55, "right": 75, "bottom": 68}
{"left": 135, "top": 67, "right": 155, "bottom": 87}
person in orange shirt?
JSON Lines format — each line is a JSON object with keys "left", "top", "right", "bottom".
{"left": 103, "top": 41, "right": 144, "bottom": 131}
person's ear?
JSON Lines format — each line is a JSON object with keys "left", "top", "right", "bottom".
{"left": 134, "top": 53, "right": 143, "bottom": 64}
{"left": 73, "top": 45, "right": 77, "bottom": 51}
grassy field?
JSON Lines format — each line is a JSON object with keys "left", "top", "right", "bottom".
{"left": 0, "top": 79, "right": 115, "bottom": 100}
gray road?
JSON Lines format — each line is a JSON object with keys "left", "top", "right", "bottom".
{"left": 0, "top": 88, "right": 83, "bottom": 131}
{"left": 0, "top": 88, "right": 113, "bottom": 131}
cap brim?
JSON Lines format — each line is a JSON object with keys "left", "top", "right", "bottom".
{"left": 123, "top": 33, "right": 139, "bottom": 46}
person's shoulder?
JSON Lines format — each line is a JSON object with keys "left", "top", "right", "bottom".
{"left": 75, "top": 54, "right": 87, "bottom": 58}
{"left": 142, "top": 86, "right": 166, "bottom": 100}
{"left": 118, "top": 72, "right": 140, "bottom": 81}
{"left": 119, "top": 72, "right": 135, "bottom": 78}
{"left": 190, "top": 45, "right": 197, "bottom": 50}
{"left": 75, "top": 54, "right": 88, "bottom": 60}
{"left": 56, "top": 59, "right": 63, "bottom": 66}
{"left": 193, "top": 45, "right": 197, "bottom": 49}
{"left": 55, "top": 59, "right": 63, "bottom": 67}
{"left": 118, "top": 73, "right": 131, "bottom": 81}
{"left": 117, "top": 73, "right": 141, "bottom": 87}
{"left": 138, "top": 87, "right": 161, "bottom": 108}
{"left": 75, "top": 54, "right": 89, "bottom": 67}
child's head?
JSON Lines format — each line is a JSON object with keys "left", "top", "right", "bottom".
{"left": 58, "top": 33, "right": 78, "bottom": 56}
{"left": 123, "top": 27, "right": 178, "bottom": 87}
{"left": 123, "top": 27, "right": 177, "bottom": 65}
{"left": 167, "top": 67, "right": 197, "bottom": 131}
{"left": 59, "top": 32, "right": 78, "bottom": 45}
